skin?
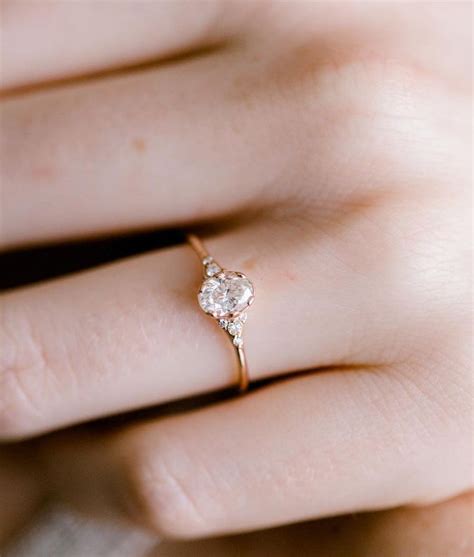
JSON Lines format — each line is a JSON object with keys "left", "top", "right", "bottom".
{"left": 151, "top": 492, "right": 474, "bottom": 557}
{"left": 0, "top": 0, "right": 472, "bottom": 553}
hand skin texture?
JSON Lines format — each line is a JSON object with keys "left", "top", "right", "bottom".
{"left": 152, "top": 492, "right": 474, "bottom": 557}
{"left": 0, "top": 0, "right": 472, "bottom": 552}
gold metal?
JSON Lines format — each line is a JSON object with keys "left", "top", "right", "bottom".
{"left": 187, "top": 233, "right": 209, "bottom": 261}
{"left": 187, "top": 233, "right": 252, "bottom": 393}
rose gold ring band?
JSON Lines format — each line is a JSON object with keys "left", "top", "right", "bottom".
{"left": 187, "top": 234, "right": 254, "bottom": 393}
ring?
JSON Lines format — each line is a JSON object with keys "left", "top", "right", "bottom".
{"left": 187, "top": 234, "right": 255, "bottom": 393}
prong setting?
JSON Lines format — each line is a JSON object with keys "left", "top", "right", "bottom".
{"left": 187, "top": 233, "right": 252, "bottom": 393}
{"left": 197, "top": 268, "right": 254, "bottom": 349}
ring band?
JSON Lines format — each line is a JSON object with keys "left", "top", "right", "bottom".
{"left": 187, "top": 234, "right": 255, "bottom": 393}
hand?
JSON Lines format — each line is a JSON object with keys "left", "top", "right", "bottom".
{"left": 1, "top": 1, "right": 471, "bottom": 541}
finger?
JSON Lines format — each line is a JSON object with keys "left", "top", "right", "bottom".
{"left": 1, "top": 45, "right": 279, "bottom": 249}
{"left": 151, "top": 492, "right": 474, "bottom": 556}
{"left": 0, "top": 199, "right": 457, "bottom": 441}
{"left": 2, "top": 35, "right": 458, "bottom": 250}
{"left": 40, "top": 364, "right": 471, "bottom": 539}
{"left": 0, "top": 190, "right": 460, "bottom": 438}
{"left": 1, "top": 1, "right": 254, "bottom": 91}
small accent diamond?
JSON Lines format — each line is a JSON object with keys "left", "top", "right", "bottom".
{"left": 233, "top": 336, "right": 243, "bottom": 348}
{"left": 202, "top": 256, "right": 213, "bottom": 265}
{"left": 206, "top": 263, "right": 221, "bottom": 277}
{"left": 238, "top": 312, "right": 248, "bottom": 324}
{"left": 227, "top": 321, "right": 242, "bottom": 336}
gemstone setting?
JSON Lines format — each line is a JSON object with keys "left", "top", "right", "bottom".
{"left": 205, "top": 262, "right": 221, "bottom": 277}
{"left": 232, "top": 335, "right": 243, "bottom": 348}
{"left": 198, "top": 271, "right": 254, "bottom": 319}
{"left": 227, "top": 320, "right": 243, "bottom": 336}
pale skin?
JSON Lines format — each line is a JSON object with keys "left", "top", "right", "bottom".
{"left": 0, "top": 1, "right": 472, "bottom": 553}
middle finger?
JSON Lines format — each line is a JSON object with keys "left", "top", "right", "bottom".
{"left": 1, "top": 46, "right": 286, "bottom": 249}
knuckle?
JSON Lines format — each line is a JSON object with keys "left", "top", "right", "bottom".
{"left": 0, "top": 304, "right": 48, "bottom": 439}
{"left": 314, "top": 56, "right": 434, "bottom": 143}
{"left": 389, "top": 201, "right": 469, "bottom": 325}
{"left": 276, "top": 46, "right": 460, "bottom": 199}
{"left": 123, "top": 432, "right": 210, "bottom": 539}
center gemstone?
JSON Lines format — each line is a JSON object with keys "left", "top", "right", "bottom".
{"left": 198, "top": 271, "right": 254, "bottom": 318}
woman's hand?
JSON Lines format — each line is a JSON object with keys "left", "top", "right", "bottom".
{"left": 1, "top": 1, "right": 471, "bottom": 540}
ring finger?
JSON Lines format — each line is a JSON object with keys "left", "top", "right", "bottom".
{"left": 0, "top": 199, "right": 435, "bottom": 440}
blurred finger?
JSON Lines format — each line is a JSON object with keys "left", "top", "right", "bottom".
{"left": 1, "top": 45, "right": 282, "bottom": 249}
{"left": 3, "top": 33, "right": 465, "bottom": 249}
{"left": 40, "top": 365, "right": 471, "bottom": 539}
{"left": 1, "top": 1, "right": 254, "bottom": 90}
{"left": 151, "top": 492, "right": 474, "bottom": 557}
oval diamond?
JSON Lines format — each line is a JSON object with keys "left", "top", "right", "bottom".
{"left": 198, "top": 271, "right": 254, "bottom": 318}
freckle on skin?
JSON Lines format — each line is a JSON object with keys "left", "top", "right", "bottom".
{"left": 32, "top": 165, "right": 56, "bottom": 182}
{"left": 242, "top": 257, "right": 258, "bottom": 271}
{"left": 132, "top": 138, "right": 147, "bottom": 153}
{"left": 284, "top": 270, "right": 298, "bottom": 282}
